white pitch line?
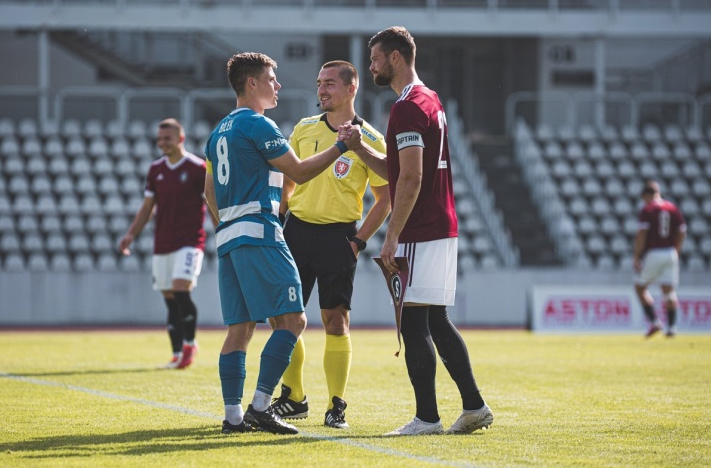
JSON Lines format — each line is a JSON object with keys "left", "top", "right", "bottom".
{"left": 2, "top": 372, "right": 485, "bottom": 468}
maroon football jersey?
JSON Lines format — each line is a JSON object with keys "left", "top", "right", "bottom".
{"left": 637, "top": 199, "right": 686, "bottom": 254}
{"left": 144, "top": 153, "right": 207, "bottom": 254}
{"left": 386, "top": 82, "right": 458, "bottom": 243}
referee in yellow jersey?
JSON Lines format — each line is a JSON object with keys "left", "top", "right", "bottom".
{"left": 270, "top": 60, "right": 390, "bottom": 428}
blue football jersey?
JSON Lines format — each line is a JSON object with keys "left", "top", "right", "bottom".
{"left": 205, "top": 107, "right": 290, "bottom": 256}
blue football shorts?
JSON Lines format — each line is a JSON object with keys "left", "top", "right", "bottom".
{"left": 218, "top": 244, "right": 304, "bottom": 325}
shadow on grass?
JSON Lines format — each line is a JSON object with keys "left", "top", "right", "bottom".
{"left": 1, "top": 424, "right": 478, "bottom": 459}
{"left": 5, "top": 367, "right": 173, "bottom": 378}
{"left": 1, "top": 425, "right": 322, "bottom": 459}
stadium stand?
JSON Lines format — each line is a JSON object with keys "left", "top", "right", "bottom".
{"left": 515, "top": 119, "right": 711, "bottom": 271}
{"left": 0, "top": 112, "right": 505, "bottom": 272}
{"left": 1, "top": 1, "right": 710, "bottom": 278}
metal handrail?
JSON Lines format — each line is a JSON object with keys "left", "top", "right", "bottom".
{"left": 512, "top": 117, "right": 581, "bottom": 265}
{"left": 0, "top": 85, "right": 42, "bottom": 123}
{"left": 448, "top": 99, "right": 519, "bottom": 267}
{"left": 631, "top": 91, "right": 697, "bottom": 129}
{"left": 505, "top": 89, "right": 711, "bottom": 134}
{"left": 7, "top": 84, "right": 711, "bottom": 136}
{"left": 53, "top": 85, "right": 124, "bottom": 123}
{"left": 45, "top": 85, "right": 314, "bottom": 130}
{"left": 505, "top": 90, "right": 573, "bottom": 134}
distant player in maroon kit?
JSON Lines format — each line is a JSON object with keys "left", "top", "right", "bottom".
{"left": 339, "top": 26, "right": 494, "bottom": 436}
{"left": 119, "top": 118, "right": 213, "bottom": 368}
{"left": 633, "top": 180, "right": 686, "bottom": 338}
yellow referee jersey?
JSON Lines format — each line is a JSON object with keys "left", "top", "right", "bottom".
{"left": 287, "top": 114, "right": 387, "bottom": 224}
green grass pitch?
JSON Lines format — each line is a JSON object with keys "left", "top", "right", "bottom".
{"left": 1, "top": 328, "right": 710, "bottom": 467}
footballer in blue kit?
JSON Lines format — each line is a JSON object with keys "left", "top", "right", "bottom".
{"left": 203, "top": 52, "right": 354, "bottom": 436}
{"left": 206, "top": 108, "right": 304, "bottom": 325}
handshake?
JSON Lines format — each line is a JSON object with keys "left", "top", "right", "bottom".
{"left": 336, "top": 122, "right": 363, "bottom": 152}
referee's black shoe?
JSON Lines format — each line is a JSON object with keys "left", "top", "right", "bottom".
{"left": 244, "top": 404, "right": 298, "bottom": 435}
{"left": 324, "top": 396, "right": 349, "bottom": 429}
{"left": 271, "top": 384, "right": 309, "bottom": 419}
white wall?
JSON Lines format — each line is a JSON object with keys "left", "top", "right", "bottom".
{"left": 216, "top": 32, "right": 321, "bottom": 91}
{"left": 0, "top": 31, "right": 98, "bottom": 91}
{"left": 1, "top": 263, "right": 707, "bottom": 328}
{"left": 536, "top": 37, "right": 698, "bottom": 126}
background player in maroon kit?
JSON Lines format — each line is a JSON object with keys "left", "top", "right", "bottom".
{"left": 340, "top": 26, "right": 494, "bottom": 436}
{"left": 633, "top": 180, "right": 686, "bottom": 338}
{"left": 119, "top": 118, "right": 213, "bottom": 368}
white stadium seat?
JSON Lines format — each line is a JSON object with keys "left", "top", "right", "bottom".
{"left": 105, "top": 119, "right": 125, "bottom": 139}
{"left": 61, "top": 119, "right": 82, "bottom": 138}
{"left": 641, "top": 123, "right": 662, "bottom": 142}
{"left": 127, "top": 120, "right": 148, "bottom": 139}
{"left": 83, "top": 119, "right": 104, "bottom": 139}
{"left": 88, "top": 137, "right": 109, "bottom": 158}
{"left": 57, "top": 195, "right": 81, "bottom": 215}
{"left": 17, "top": 118, "right": 38, "bottom": 138}
{"left": 73, "top": 253, "right": 95, "bottom": 271}
{"left": 110, "top": 137, "right": 131, "bottom": 157}
{"left": 27, "top": 253, "right": 49, "bottom": 272}
{"left": 44, "top": 136, "right": 65, "bottom": 157}
{"left": 21, "top": 137, "right": 42, "bottom": 156}
{"left": 97, "top": 253, "right": 118, "bottom": 271}
{"left": 43, "top": 216, "right": 66, "bottom": 236}
{"left": 0, "top": 118, "right": 15, "bottom": 138}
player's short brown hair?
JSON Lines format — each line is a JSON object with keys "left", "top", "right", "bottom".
{"left": 322, "top": 60, "right": 359, "bottom": 87}
{"left": 227, "top": 52, "right": 278, "bottom": 97}
{"left": 368, "top": 26, "right": 416, "bottom": 65}
{"left": 641, "top": 180, "right": 661, "bottom": 197}
{"left": 158, "top": 118, "right": 184, "bottom": 137}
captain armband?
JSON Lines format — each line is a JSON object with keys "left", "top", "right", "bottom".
{"left": 396, "top": 131, "right": 424, "bottom": 150}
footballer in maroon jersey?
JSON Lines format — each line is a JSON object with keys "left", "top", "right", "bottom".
{"left": 144, "top": 153, "right": 207, "bottom": 254}
{"left": 633, "top": 180, "right": 686, "bottom": 338}
{"left": 119, "top": 118, "right": 212, "bottom": 369}
{"left": 339, "top": 26, "right": 494, "bottom": 436}
{"left": 385, "top": 83, "right": 458, "bottom": 244}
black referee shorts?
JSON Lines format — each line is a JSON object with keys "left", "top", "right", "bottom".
{"left": 283, "top": 214, "right": 358, "bottom": 310}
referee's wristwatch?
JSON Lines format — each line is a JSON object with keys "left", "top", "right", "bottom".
{"left": 350, "top": 236, "right": 367, "bottom": 252}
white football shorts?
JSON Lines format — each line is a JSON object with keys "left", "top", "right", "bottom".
{"left": 635, "top": 247, "right": 679, "bottom": 287}
{"left": 152, "top": 246, "right": 204, "bottom": 291}
{"left": 396, "top": 237, "right": 458, "bottom": 306}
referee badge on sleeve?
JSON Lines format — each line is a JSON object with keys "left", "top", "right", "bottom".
{"left": 333, "top": 155, "right": 353, "bottom": 179}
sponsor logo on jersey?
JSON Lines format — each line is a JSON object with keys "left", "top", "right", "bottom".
{"left": 264, "top": 137, "right": 287, "bottom": 150}
{"left": 301, "top": 117, "right": 320, "bottom": 125}
{"left": 333, "top": 155, "right": 353, "bottom": 179}
{"left": 157, "top": 173, "right": 164, "bottom": 181}
{"left": 361, "top": 127, "right": 378, "bottom": 142}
